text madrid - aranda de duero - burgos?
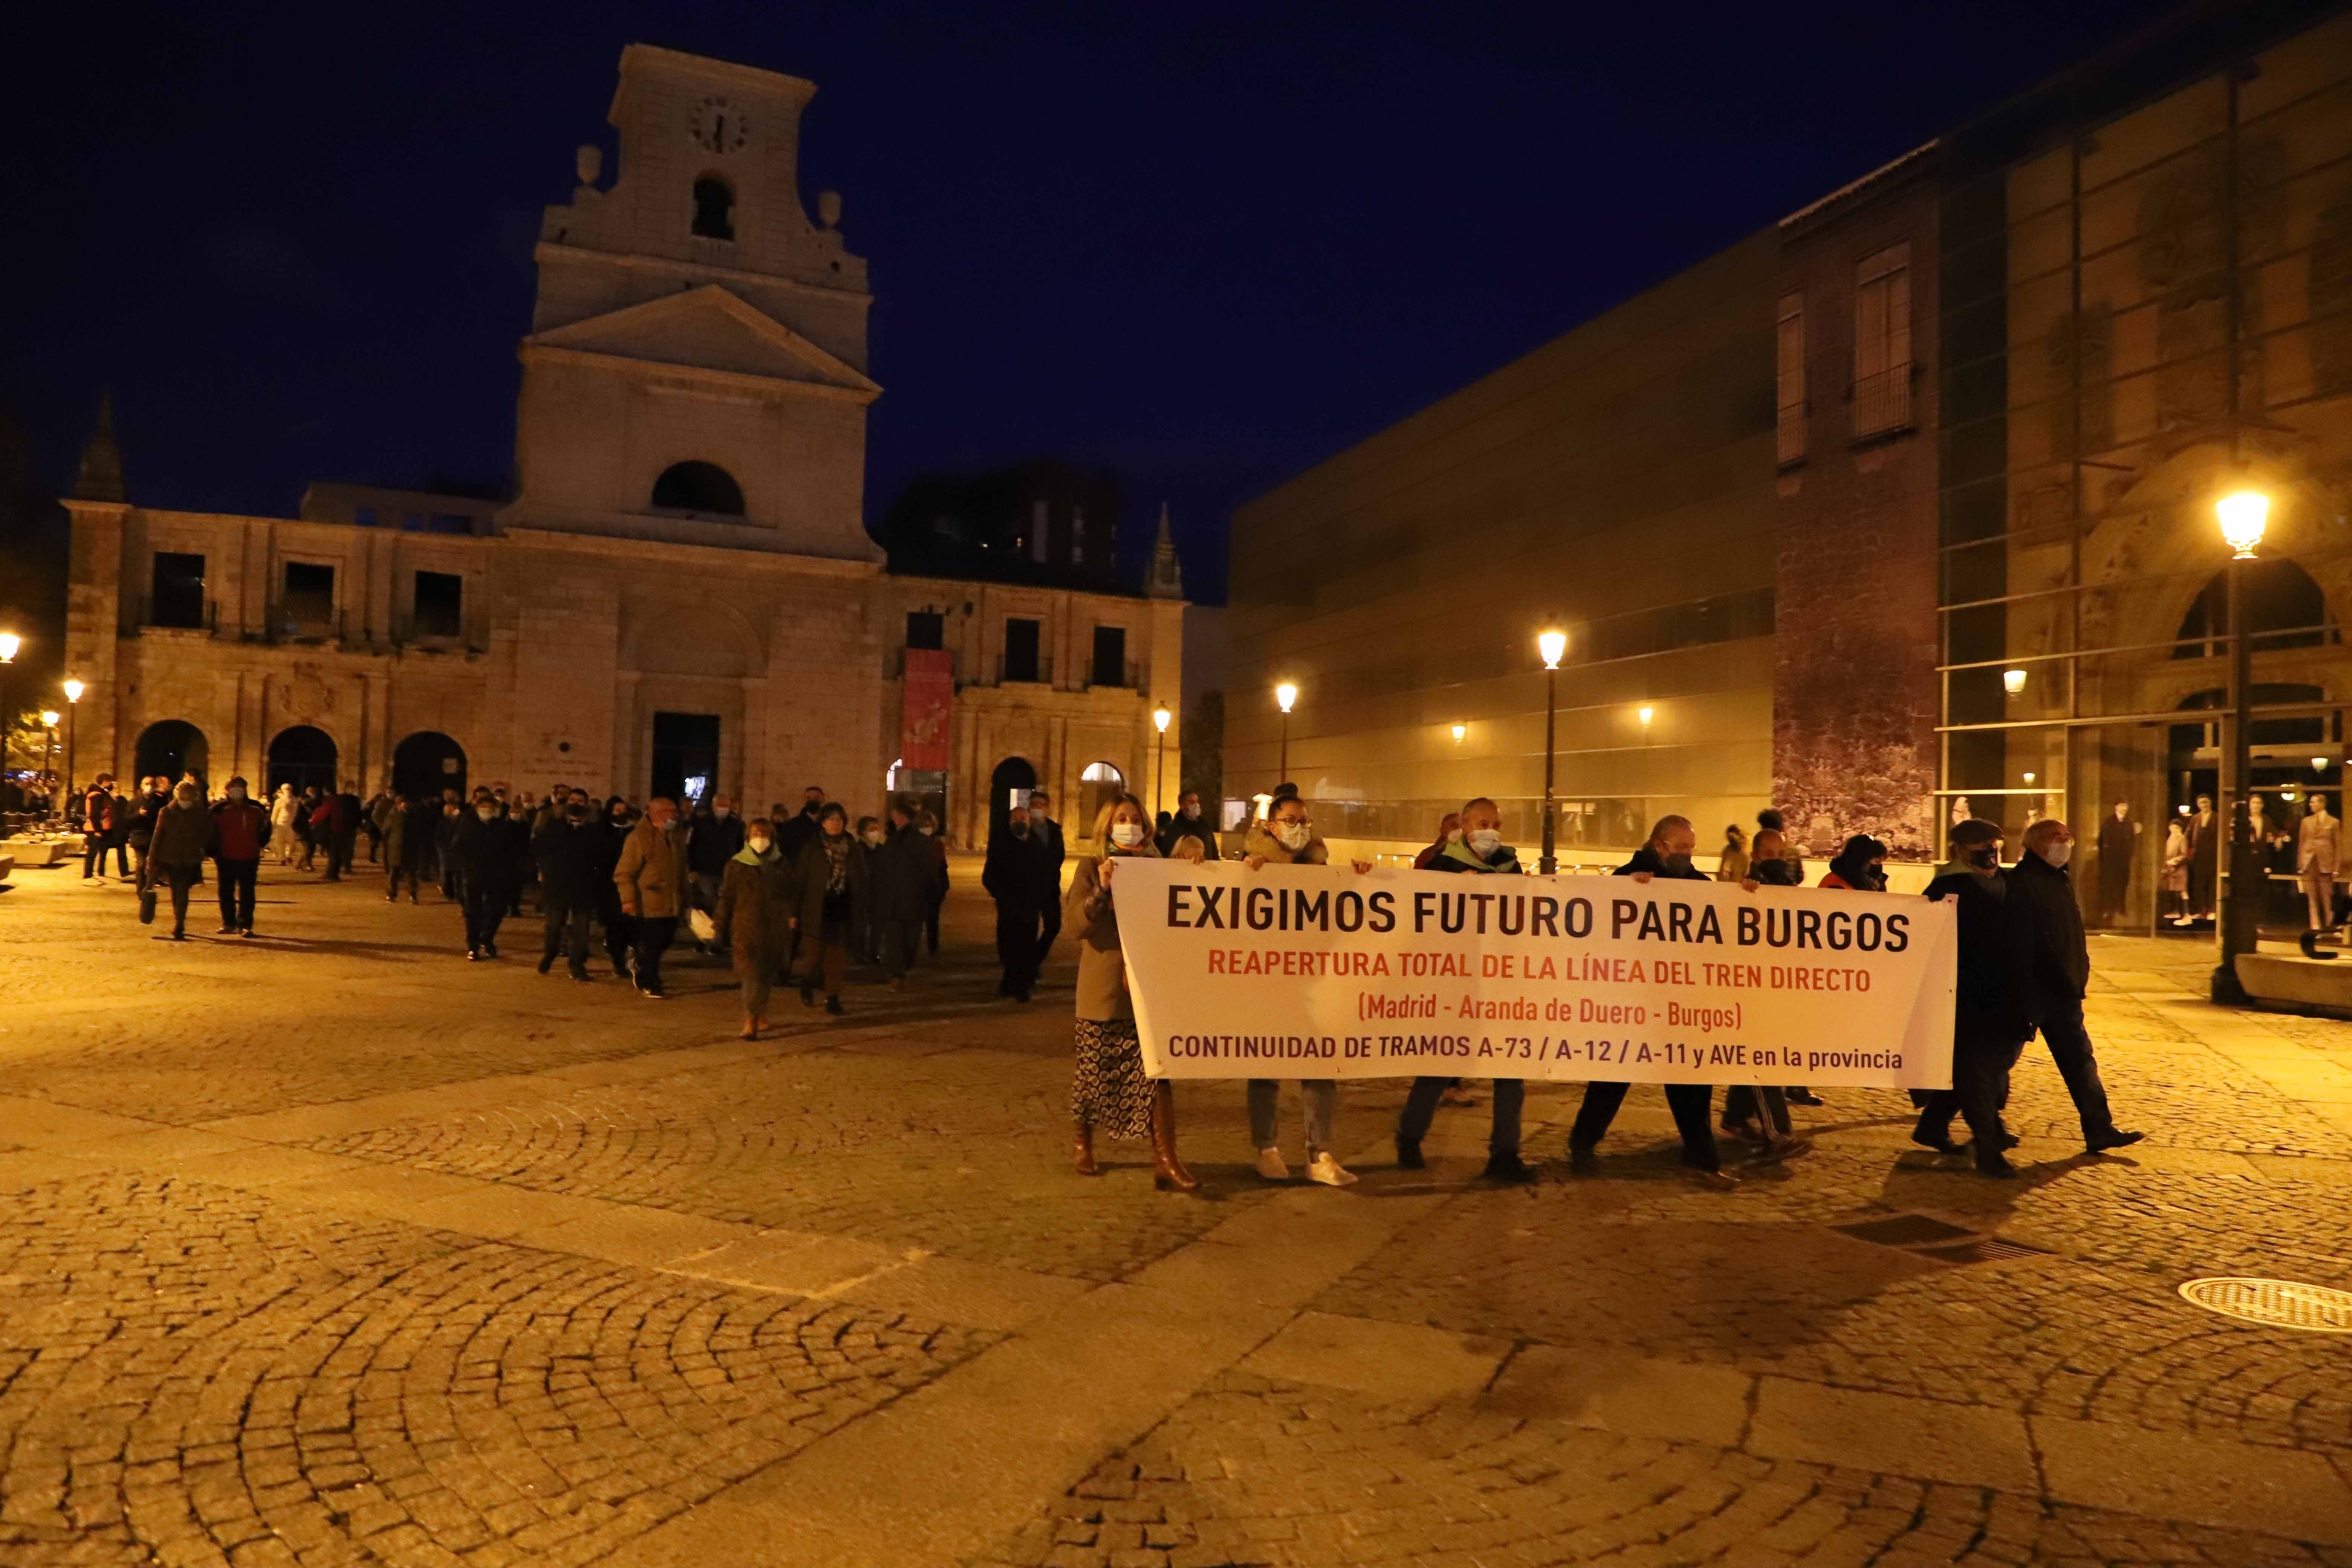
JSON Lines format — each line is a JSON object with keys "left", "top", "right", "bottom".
{"left": 1112, "top": 859, "right": 1957, "bottom": 1090}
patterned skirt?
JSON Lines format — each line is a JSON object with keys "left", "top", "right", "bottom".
{"left": 1071, "top": 1018, "right": 1154, "bottom": 1140}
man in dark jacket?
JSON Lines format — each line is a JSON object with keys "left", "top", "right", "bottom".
{"left": 534, "top": 795, "right": 608, "bottom": 980}
{"left": 207, "top": 776, "right": 271, "bottom": 937}
{"left": 777, "top": 786, "right": 827, "bottom": 863}
{"left": 1914, "top": 818, "right": 2040, "bottom": 1177}
{"left": 450, "top": 788, "right": 529, "bottom": 959}
{"left": 2012, "top": 819, "right": 2143, "bottom": 1155}
{"left": 1395, "top": 796, "right": 1535, "bottom": 1183}
{"left": 1156, "top": 790, "right": 1218, "bottom": 861}
{"left": 1563, "top": 814, "right": 1737, "bottom": 1188}
{"left": 982, "top": 810, "right": 1057, "bottom": 1002}
{"left": 871, "top": 798, "right": 942, "bottom": 986}
{"left": 82, "top": 776, "right": 127, "bottom": 880}
{"left": 126, "top": 776, "right": 167, "bottom": 890}
{"left": 1027, "top": 790, "right": 1068, "bottom": 964}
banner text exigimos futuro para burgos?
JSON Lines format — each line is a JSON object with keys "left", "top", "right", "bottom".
{"left": 1113, "top": 860, "right": 1955, "bottom": 1088}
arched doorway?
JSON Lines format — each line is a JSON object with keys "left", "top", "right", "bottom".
{"left": 392, "top": 731, "right": 466, "bottom": 801}
{"left": 268, "top": 725, "right": 339, "bottom": 795}
{"left": 989, "top": 755, "right": 1037, "bottom": 842}
{"left": 133, "top": 720, "right": 208, "bottom": 787}
{"left": 1080, "top": 760, "right": 1126, "bottom": 835}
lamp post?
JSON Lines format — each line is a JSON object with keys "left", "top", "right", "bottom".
{"left": 39, "top": 711, "right": 58, "bottom": 821}
{"left": 1152, "top": 704, "right": 1171, "bottom": 819}
{"left": 0, "top": 631, "right": 18, "bottom": 816}
{"left": 61, "top": 680, "right": 81, "bottom": 818}
{"left": 1274, "top": 682, "right": 1298, "bottom": 786}
{"left": 1537, "top": 630, "right": 1566, "bottom": 875}
{"left": 2214, "top": 488, "right": 2269, "bottom": 1004}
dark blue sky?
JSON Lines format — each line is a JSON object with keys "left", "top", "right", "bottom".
{"left": 4, "top": 1, "right": 2152, "bottom": 602}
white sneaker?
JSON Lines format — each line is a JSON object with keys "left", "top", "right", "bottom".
{"left": 1306, "top": 1152, "right": 1358, "bottom": 1187}
{"left": 1254, "top": 1147, "right": 1289, "bottom": 1181}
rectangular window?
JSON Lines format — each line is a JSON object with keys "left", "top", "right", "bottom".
{"left": 149, "top": 551, "right": 206, "bottom": 629}
{"left": 1775, "top": 292, "right": 1806, "bottom": 466}
{"left": 1071, "top": 507, "right": 1086, "bottom": 566}
{"left": 427, "top": 512, "right": 472, "bottom": 534}
{"left": 1003, "top": 617, "right": 1042, "bottom": 683}
{"left": 905, "top": 609, "right": 944, "bottom": 650}
{"left": 1852, "top": 242, "right": 1913, "bottom": 437}
{"left": 400, "top": 511, "right": 425, "bottom": 531}
{"left": 1031, "top": 500, "right": 1049, "bottom": 564}
{"left": 281, "top": 561, "right": 335, "bottom": 633}
{"left": 1090, "top": 625, "right": 1127, "bottom": 686}
{"left": 413, "top": 570, "right": 463, "bottom": 638}
{"left": 353, "top": 506, "right": 377, "bottom": 528}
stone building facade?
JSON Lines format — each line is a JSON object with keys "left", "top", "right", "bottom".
{"left": 61, "top": 44, "right": 1181, "bottom": 846}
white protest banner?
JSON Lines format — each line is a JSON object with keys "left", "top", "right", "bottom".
{"left": 1114, "top": 859, "right": 1954, "bottom": 1089}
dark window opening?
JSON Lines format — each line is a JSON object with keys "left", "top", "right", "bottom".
{"left": 413, "top": 571, "right": 463, "bottom": 639}
{"left": 651, "top": 461, "right": 745, "bottom": 516}
{"left": 354, "top": 507, "right": 377, "bottom": 528}
{"left": 691, "top": 176, "right": 734, "bottom": 240}
{"left": 2173, "top": 557, "right": 2338, "bottom": 658}
{"left": 1003, "top": 618, "right": 1042, "bottom": 683}
{"left": 1091, "top": 625, "right": 1127, "bottom": 687}
{"left": 281, "top": 561, "right": 335, "bottom": 632}
{"left": 905, "top": 611, "right": 945, "bottom": 651}
{"left": 149, "top": 551, "right": 206, "bottom": 628}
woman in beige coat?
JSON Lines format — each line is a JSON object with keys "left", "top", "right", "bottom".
{"left": 1065, "top": 792, "right": 1195, "bottom": 1190}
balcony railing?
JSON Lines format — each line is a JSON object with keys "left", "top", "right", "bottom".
{"left": 886, "top": 647, "right": 963, "bottom": 682}
{"left": 995, "top": 654, "right": 1052, "bottom": 686}
{"left": 265, "top": 601, "right": 348, "bottom": 645}
{"left": 130, "top": 597, "right": 217, "bottom": 635}
{"left": 1851, "top": 364, "right": 1914, "bottom": 439}
{"left": 1084, "top": 658, "right": 1141, "bottom": 691}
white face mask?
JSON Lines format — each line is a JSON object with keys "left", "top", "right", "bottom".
{"left": 1468, "top": 828, "right": 1504, "bottom": 857}
{"left": 2043, "top": 842, "right": 2072, "bottom": 869}
{"left": 917, "top": 824, "right": 935, "bottom": 836}
{"left": 1274, "top": 821, "right": 1311, "bottom": 851}
{"left": 749, "top": 837, "right": 773, "bottom": 854}
{"left": 1110, "top": 823, "right": 1147, "bottom": 848}
{"left": 1029, "top": 807, "right": 1047, "bottom": 823}
{"left": 713, "top": 805, "right": 730, "bottom": 819}
{"left": 227, "top": 786, "right": 247, "bottom": 801}
{"left": 1181, "top": 803, "right": 1199, "bottom": 819}
{"left": 862, "top": 830, "right": 884, "bottom": 846}
{"left": 476, "top": 806, "right": 495, "bottom": 820}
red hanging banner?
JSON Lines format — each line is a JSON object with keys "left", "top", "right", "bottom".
{"left": 900, "top": 649, "right": 953, "bottom": 771}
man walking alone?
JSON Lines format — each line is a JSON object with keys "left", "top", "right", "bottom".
{"left": 614, "top": 796, "right": 686, "bottom": 999}
{"left": 207, "top": 776, "right": 271, "bottom": 937}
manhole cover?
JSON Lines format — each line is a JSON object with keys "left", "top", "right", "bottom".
{"left": 2180, "top": 1277, "right": 2352, "bottom": 1332}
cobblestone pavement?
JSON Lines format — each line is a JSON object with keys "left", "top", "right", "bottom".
{"left": 1, "top": 858, "right": 2350, "bottom": 1566}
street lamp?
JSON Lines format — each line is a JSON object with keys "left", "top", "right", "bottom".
{"left": 1450, "top": 723, "right": 1466, "bottom": 744}
{"left": 2003, "top": 668, "right": 2028, "bottom": 695}
{"left": 38, "top": 712, "right": 58, "bottom": 819}
{"left": 2214, "top": 488, "right": 2270, "bottom": 1005}
{"left": 1537, "top": 629, "right": 1566, "bottom": 875}
{"left": 1274, "top": 682, "right": 1298, "bottom": 785}
{"left": 61, "top": 679, "right": 80, "bottom": 816}
{"left": 1152, "top": 704, "right": 1172, "bottom": 818}
{"left": 0, "top": 631, "right": 18, "bottom": 816}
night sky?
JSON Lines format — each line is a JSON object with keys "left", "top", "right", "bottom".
{"left": 5, "top": 0, "right": 2156, "bottom": 603}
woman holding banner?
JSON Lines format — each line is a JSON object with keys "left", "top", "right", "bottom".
{"left": 1238, "top": 796, "right": 1356, "bottom": 1187}
{"left": 1066, "top": 792, "right": 1197, "bottom": 1191}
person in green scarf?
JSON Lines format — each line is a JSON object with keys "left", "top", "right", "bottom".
{"left": 714, "top": 816, "right": 793, "bottom": 1038}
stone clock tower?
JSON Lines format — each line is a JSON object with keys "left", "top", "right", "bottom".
{"left": 503, "top": 43, "right": 882, "bottom": 563}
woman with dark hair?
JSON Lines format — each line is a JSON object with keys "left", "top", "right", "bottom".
{"left": 790, "top": 802, "right": 867, "bottom": 1015}
{"left": 1065, "top": 792, "right": 1194, "bottom": 1190}
{"left": 1750, "top": 828, "right": 1802, "bottom": 886}
{"left": 1821, "top": 834, "right": 1890, "bottom": 891}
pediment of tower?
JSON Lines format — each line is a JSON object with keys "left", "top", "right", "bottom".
{"left": 524, "top": 285, "right": 880, "bottom": 399}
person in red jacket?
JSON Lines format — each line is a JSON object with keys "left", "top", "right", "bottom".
{"left": 209, "top": 776, "right": 273, "bottom": 936}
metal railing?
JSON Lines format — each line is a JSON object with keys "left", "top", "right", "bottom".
{"left": 995, "top": 654, "right": 1052, "bottom": 686}
{"left": 1084, "top": 657, "right": 1141, "bottom": 691}
{"left": 1851, "top": 364, "right": 1914, "bottom": 438}
{"left": 265, "top": 601, "right": 347, "bottom": 645}
{"left": 130, "top": 596, "right": 216, "bottom": 634}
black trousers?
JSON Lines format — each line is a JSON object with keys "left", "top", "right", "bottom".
{"left": 214, "top": 858, "right": 258, "bottom": 931}
{"left": 387, "top": 861, "right": 421, "bottom": 900}
{"left": 633, "top": 915, "right": 677, "bottom": 992}
{"left": 1399, "top": 1075, "right": 1524, "bottom": 1157}
{"left": 1916, "top": 1023, "right": 2029, "bottom": 1162}
{"left": 1720, "top": 1084, "right": 1792, "bottom": 1135}
{"left": 1569, "top": 1081, "right": 1721, "bottom": 1171}
{"left": 462, "top": 881, "right": 508, "bottom": 951}
{"left": 158, "top": 862, "right": 199, "bottom": 933}
{"left": 542, "top": 895, "right": 593, "bottom": 974}
{"left": 2032, "top": 1000, "right": 2117, "bottom": 1143}
{"left": 326, "top": 830, "right": 357, "bottom": 880}
{"left": 1037, "top": 897, "right": 1062, "bottom": 966}
{"left": 994, "top": 899, "right": 1044, "bottom": 995}
{"left": 85, "top": 835, "right": 128, "bottom": 877}
{"left": 925, "top": 894, "right": 943, "bottom": 954}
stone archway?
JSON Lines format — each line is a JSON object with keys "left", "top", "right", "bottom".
{"left": 133, "top": 720, "right": 208, "bottom": 787}
{"left": 267, "top": 725, "right": 339, "bottom": 796}
{"left": 988, "top": 755, "right": 1037, "bottom": 842}
{"left": 392, "top": 732, "right": 467, "bottom": 801}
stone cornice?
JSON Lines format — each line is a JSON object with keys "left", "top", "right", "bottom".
{"left": 533, "top": 242, "right": 871, "bottom": 311}
{"left": 528, "top": 283, "right": 880, "bottom": 394}
{"left": 518, "top": 343, "right": 880, "bottom": 406}
{"left": 498, "top": 525, "right": 884, "bottom": 580}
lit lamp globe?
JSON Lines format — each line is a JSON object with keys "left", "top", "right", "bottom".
{"left": 62, "top": 680, "right": 83, "bottom": 703}
{"left": 1274, "top": 683, "right": 1298, "bottom": 715}
{"left": 2003, "top": 668, "right": 2027, "bottom": 695}
{"left": 1537, "top": 629, "right": 1567, "bottom": 671}
{"left": 0, "top": 632, "right": 19, "bottom": 662}
{"left": 40, "top": 710, "right": 58, "bottom": 728}
{"left": 2217, "top": 490, "right": 2269, "bottom": 558}
{"left": 1637, "top": 704, "right": 1654, "bottom": 727}
{"left": 1450, "top": 723, "right": 1467, "bottom": 743}
{"left": 1152, "top": 706, "right": 1170, "bottom": 733}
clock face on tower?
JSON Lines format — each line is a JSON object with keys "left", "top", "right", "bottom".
{"left": 691, "top": 95, "right": 749, "bottom": 154}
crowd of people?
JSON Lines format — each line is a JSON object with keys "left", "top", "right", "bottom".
{"left": 1057, "top": 793, "right": 2145, "bottom": 1193}
{"left": 75, "top": 765, "right": 2145, "bottom": 1193}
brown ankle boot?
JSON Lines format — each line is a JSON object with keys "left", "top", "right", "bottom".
{"left": 1072, "top": 1122, "right": 1100, "bottom": 1176}
{"left": 741, "top": 1017, "right": 760, "bottom": 1040}
{"left": 1150, "top": 1083, "right": 1198, "bottom": 1192}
